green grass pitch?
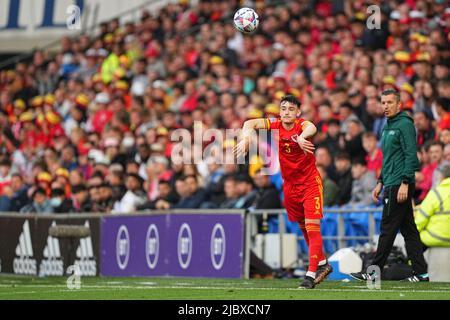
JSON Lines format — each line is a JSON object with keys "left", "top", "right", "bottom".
{"left": 0, "top": 275, "right": 449, "bottom": 300}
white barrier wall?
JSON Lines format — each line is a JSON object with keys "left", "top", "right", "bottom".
{"left": 0, "top": 0, "right": 177, "bottom": 52}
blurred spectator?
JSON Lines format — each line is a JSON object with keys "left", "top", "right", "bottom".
{"left": 362, "top": 132, "right": 383, "bottom": 178}
{"left": 315, "top": 146, "right": 337, "bottom": 181}
{"left": 113, "top": 173, "right": 146, "bottom": 213}
{"left": 0, "top": 158, "right": 13, "bottom": 195}
{"left": 234, "top": 174, "right": 257, "bottom": 209}
{"left": 439, "top": 128, "right": 450, "bottom": 146}
{"left": 200, "top": 159, "right": 225, "bottom": 208}
{"left": 159, "top": 175, "right": 207, "bottom": 209}
{"left": 416, "top": 141, "right": 444, "bottom": 201}
{"left": 8, "top": 173, "right": 29, "bottom": 211}
{"left": 50, "top": 187, "right": 74, "bottom": 213}
{"left": 137, "top": 180, "right": 179, "bottom": 210}
{"left": 414, "top": 110, "right": 436, "bottom": 148}
{"left": 71, "top": 184, "right": 92, "bottom": 213}
{"left": 416, "top": 141, "right": 444, "bottom": 202}
{"left": 219, "top": 176, "right": 239, "bottom": 209}
{"left": 349, "top": 158, "right": 377, "bottom": 206}
{"left": 251, "top": 169, "right": 281, "bottom": 210}
{"left": 333, "top": 152, "right": 353, "bottom": 205}
{"left": 340, "top": 119, "right": 367, "bottom": 160}
{"left": 317, "top": 164, "right": 338, "bottom": 207}
{"left": 98, "top": 183, "right": 115, "bottom": 212}
{"left": 318, "top": 119, "right": 342, "bottom": 156}
{"left": 20, "top": 187, "right": 53, "bottom": 214}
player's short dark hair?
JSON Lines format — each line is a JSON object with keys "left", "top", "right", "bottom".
{"left": 280, "top": 95, "right": 300, "bottom": 108}
{"left": 381, "top": 89, "right": 400, "bottom": 102}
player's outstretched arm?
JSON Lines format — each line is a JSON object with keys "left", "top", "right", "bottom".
{"left": 297, "top": 121, "right": 317, "bottom": 154}
{"left": 234, "top": 118, "right": 267, "bottom": 158}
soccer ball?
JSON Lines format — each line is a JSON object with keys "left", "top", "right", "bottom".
{"left": 233, "top": 7, "right": 259, "bottom": 34}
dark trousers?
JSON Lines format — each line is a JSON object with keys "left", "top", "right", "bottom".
{"left": 372, "top": 184, "right": 428, "bottom": 275}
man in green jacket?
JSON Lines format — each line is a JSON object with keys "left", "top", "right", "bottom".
{"left": 351, "top": 89, "right": 428, "bottom": 282}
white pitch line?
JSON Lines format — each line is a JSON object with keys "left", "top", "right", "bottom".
{"left": 1, "top": 285, "right": 450, "bottom": 294}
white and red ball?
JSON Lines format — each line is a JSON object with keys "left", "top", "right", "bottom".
{"left": 233, "top": 7, "right": 259, "bottom": 34}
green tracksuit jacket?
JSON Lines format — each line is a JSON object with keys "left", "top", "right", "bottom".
{"left": 379, "top": 111, "right": 420, "bottom": 187}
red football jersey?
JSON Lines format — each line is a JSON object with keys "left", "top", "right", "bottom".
{"left": 266, "top": 118, "right": 319, "bottom": 185}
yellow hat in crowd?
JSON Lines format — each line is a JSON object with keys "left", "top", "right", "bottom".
{"left": 119, "top": 55, "right": 130, "bottom": 68}
{"left": 394, "top": 51, "right": 411, "bottom": 63}
{"left": 44, "top": 94, "right": 55, "bottom": 105}
{"left": 264, "top": 103, "right": 279, "bottom": 115}
{"left": 45, "top": 111, "right": 61, "bottom": 125}
{"left": 75, "top": 94, "right": 89, "bottom": 107}
{"left": 156, "top": 127, "right": 169, "bottom": 137}
{"left": 104, "top": 33, "right": 114, "bottom": 43}
{"left": 416, "top": 52, "right": 431, "bottom": 62}
{"left": 55, "top": 167, "right": 69, "bottom": 179}
{"left": 401, "top": 82, "right": 414, "bottom": 95}
{"left": 37, "top": 172, "right": 52, "bottom": 183}
{"left": 209, "top": 56, "right": 224, "bottom": 65}
{"left": 410, "top": 33, "right": 429, "bottom": 44}
{"left": 114, "top": 80, "right": 129, "bottom": 91}
{"left": 382, "top": 75, "right": 396, "bottom": 85}
{"left": 222, "top": 139, "right": 236, "bottom": 149}
{"left": 14, "top": 99, "right": 26, "bottom": 110}
{"left": 249, "top": 155, "right": 264, "bottom": 177}
{"left": 31, "top": 96, "right": 43, "bottom": 107}
{"left": 19, "top": 111, "right": 34, "bottom": 122}
{"left": 92, "top": 73, "right": 103, "bottom": 83}
{"left": 114, "top": 68, "right": 126, "bottom": 79}
{"left": 247, "top": 108, "right": 264, "bottom": 119}
{"left": 288, "top": 88, "right": 301, "bottom": 98}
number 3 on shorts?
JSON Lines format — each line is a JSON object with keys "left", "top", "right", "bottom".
{"left": 314, "top": 196, "right": 321, "bottom": 210}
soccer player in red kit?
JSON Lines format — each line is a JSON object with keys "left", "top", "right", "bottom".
{"left": 235, "top": 95, "right": 332, "bottom": 289}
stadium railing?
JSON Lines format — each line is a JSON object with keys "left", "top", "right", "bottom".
{"left": 248, "top": 207, "right": 384, "bottom": 272}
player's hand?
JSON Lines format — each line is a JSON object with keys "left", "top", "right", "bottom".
{"left": 297, "top": 136, "right": 315, "bottom": 154}
{"left": 234, "top": 138, "right": 249, "bottom": 158}
{"left": 372, "top": 182, "right": 383, "bottom": 203}
{"left": 397, "top": 183, "right": 408, "bottom": 203}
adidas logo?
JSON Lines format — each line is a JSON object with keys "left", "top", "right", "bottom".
{"left": 73, "top": 221, "right": 97, "bottom": 276}
{"left": 39, "top": 221, "right": 64, "bottom": 276}
{"left": 13, "top": 220, "right": 37, "bottom": 275}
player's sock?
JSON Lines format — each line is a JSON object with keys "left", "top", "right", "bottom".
{"left": 306, "top": 223, "right": 324, "bottom": 274}
{"left": 306, "top": 271, "right": 316, "bottom": 279}
{"left": 318, "top": 259, "right": 327, "bottom": 266}
{"left": 299, "top": 222, "right": 309, "bottom": 246}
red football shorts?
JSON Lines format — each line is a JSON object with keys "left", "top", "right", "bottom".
{"left": 283, "top": 175, "right": 324, "bottom": 222}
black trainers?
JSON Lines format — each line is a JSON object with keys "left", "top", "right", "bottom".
{"left": 350, "top": 271, "right": 375, "bottom": 281}
{"left": 402, "top": 275, "right": 430, "bottom": 282}
{"left": 314, "top": 263, "right": 333, "bottom": 285}
{"left": 299, "top": 276, "right": 315, "bottom": 289}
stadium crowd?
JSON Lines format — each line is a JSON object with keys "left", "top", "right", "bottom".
{"left": 0, "top": 0, "right": 449, "bottom": 215}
